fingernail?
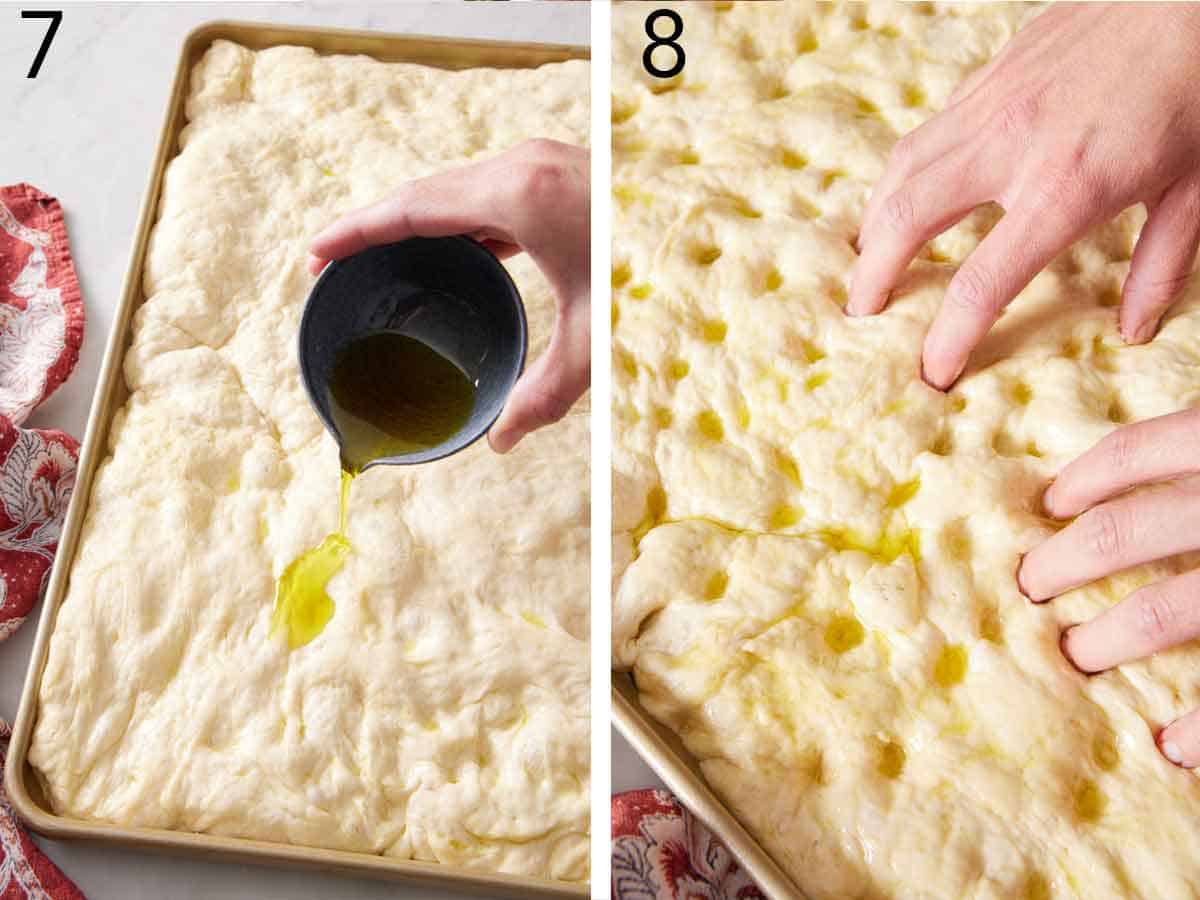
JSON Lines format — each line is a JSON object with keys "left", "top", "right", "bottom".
{"left": 1059, "top": 627, "right": 1078, "bottom": 667}
{"left": 844, "top": 294, "right": 868, "bottom": 317}
{"left": 919, "top": 358, "right": 954, "bottom": 393}
{"left": 1041, "top": 481, "right": 1058, "bottom": 516}
{"left": 1133, "top": 316, "right": 1161, "bottom": 344}
{"left": 1016, "top": 569, "right": 1031, "bottom": 601}
{"left": 1016, "top": 555, "right": 1040, "bottom": 603}
{"left": 845, "top": 270, "right": 861, "bottom": 315}
{"left": 1162, "top": 739, "right": 1185, "bottom": 766}
{"left": 1060, "top": 627, "right": 1106, "bottom": 676}
{"left": 488, "top": 428, "right": 516, "bottom": 454}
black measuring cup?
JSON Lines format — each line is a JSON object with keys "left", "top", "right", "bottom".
{"left": 298, "top": 236, "right": 527, "bottom": 469}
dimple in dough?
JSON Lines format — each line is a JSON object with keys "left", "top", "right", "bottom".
{"left": 612, "top": 3, "right": 1200, "bottom": 898}
{"left": 30, "top": 41, "right": 590, "bottom": 882}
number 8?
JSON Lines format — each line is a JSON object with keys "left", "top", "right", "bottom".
{"left": 643, "top": 9, "right": 685, "bottom": 79}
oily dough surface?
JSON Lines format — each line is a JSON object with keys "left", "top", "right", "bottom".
{"left": 613, "top": 3, "right": 1200, "bottom": 898}
{"left": 30, "top": 42, "right": 590, "bottom": 881}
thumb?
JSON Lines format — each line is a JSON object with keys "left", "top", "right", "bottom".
{"left": 1120, "top": 176, "right": 1200, "bottom": 344}
{"left": 488, "top": 305, "right": 589, "bottom": 454}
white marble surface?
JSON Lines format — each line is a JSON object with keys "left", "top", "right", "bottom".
{"left": 0, "top": 4, "right": 586, "bottom": 898}
{"left": 611, "top": 728, "right": 665, "bottom": 795}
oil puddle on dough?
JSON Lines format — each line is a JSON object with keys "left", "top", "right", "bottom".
{"left": 272, "top": 470, "right": 354, "bottom": 649}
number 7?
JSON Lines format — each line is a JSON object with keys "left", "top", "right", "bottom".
{"left": 22, "top": 10, "right": 62, "bottom": 79}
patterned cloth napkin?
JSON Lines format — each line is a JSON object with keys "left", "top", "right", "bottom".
{"left": 612, "top": 789, "right": 766, "bottom": 899}
{"left": 0, "top": 183, "right": 85, "bottom": 899}
{"left": 0, "top": 184, "right": 82, "bottom": 643}
{"left": 1, "top": 722, "right": 85, "bottom": 899}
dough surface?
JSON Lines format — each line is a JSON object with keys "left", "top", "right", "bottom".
{"left": 31, "top": 41, "right": 590, "bottom": 882}
{"left": 612, "top": 3, "right": 1200, "bottom": 898}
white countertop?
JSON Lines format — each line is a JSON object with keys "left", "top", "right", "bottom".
{"left": 612, "top": 728, "right": 665, "bottom": 795}
{"left": 0, "top": 4, "right": 587, "bottom": 898}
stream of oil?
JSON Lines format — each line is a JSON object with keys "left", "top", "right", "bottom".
{"left": 271, "top": 332, "right": 476, "bottom": 649}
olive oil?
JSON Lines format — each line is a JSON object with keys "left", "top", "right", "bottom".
{"left": 327, "top": 331, "right": 476, "bottom": 473}
{"left": 272, "top": 470, "right": 354, "bottom": 650}
{"left": 272, "top": 332, "right": 476, "bottom": 650}
{"left": 824, "top": 614, "right": 865, "bottom": 654}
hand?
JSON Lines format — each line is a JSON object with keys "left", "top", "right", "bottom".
{"left": 308, "top": 139, "right": 591, "bottom": 454}
{"left": 848, "top": 3, "right": 1200, "bottom": 390}
{"left": 1017, "top": 408, "right": 1200, "bottom": 767}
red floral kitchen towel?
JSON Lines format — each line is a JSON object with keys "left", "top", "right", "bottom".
{"left": 612, "top": 789, "right": 767, "bottom": 900}
{"left": 0, "top": 185, "right": 83, "bottom": 426}
{"left": 0, "top": 184, "right": 82, "bottom": 644}
{"left": 1, "top": 720, "right": 85, "bottom": 899}
{"left": 0, "top": 418, "right": 77, "bottom": 644}
{"left": 0, "top": 185, "right": 84, "bottom": 896}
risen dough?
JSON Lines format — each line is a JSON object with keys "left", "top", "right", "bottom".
{"left": 613, "top": 3, "right": 1200, "bottom": 898}
{"left": 31, "top": 41, "right": 590, "bottom": 881}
